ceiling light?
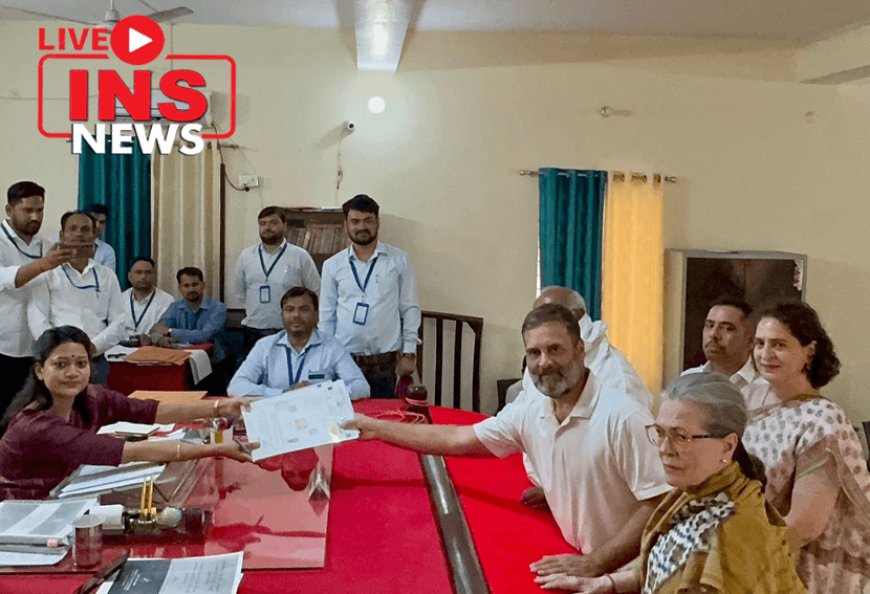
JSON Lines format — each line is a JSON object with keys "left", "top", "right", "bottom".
{"left": 368, "top": 96, "right": 386, "bottom": 114}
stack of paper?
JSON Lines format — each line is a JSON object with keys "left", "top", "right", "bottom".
{"left": 242, "top": 380, "right": 359, "bottom": 461}
{"left": 54, "top": 462, "right": 165, "bottom": 499}
{"left": 0, "top": 498, "right": 96, "bottom": 566}
{"left": 97, "top": 422, "right": 174, "bottom": 437}
{"left": 125, "top": 347, "right": 190, "bottom": 366}
{"left": 97, "top": 552, "right": 244, "bottom": 594}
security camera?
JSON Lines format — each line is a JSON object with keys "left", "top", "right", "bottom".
{"left": 343, "top": 121, "right": 356, "bottom": 134}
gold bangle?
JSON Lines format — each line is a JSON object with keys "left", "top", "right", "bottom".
{"left": 213, "top": 399, "right": 221, "bottom": 418}
{"left": 175, "top": 441, "right": 182, "bottom": 460}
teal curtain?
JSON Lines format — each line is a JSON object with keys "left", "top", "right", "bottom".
{"left": 78, "top": 142, "right": 151, "bottom": 289}
{"left": 539, "top": 168, "right": 607, "bottom": 320}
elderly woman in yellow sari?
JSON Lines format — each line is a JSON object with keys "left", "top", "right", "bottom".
{"left": 536, "top": 373, "right": 804, "bottom": 594}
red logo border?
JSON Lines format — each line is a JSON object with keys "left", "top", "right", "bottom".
{"left": 38, "top": 53, "right": 236, "bottom": 140}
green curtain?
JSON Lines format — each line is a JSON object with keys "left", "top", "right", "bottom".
{"left": 77, "top": 142, "right": 151, "bottom": 289}
{"left": 539, "top": 168, "right": 607, "bottom": 320}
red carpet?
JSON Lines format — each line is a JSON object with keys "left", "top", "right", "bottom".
{"left": 429, "top": 407, "right": 577, "bottom": 594}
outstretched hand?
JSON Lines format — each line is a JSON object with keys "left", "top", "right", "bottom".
{"left": 341, "top": 414, "right": 380, "bottom": 440}
{"left": 530, "top": 553, "right": 604, "bottom": 578}
{"left": 534, "top": 573, "right": 613, "bottom": 593}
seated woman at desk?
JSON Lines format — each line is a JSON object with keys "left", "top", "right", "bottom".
{"left": 536, "top": 373, "right": 805, "bottom": 594}
{"left": 0, "top": 326, "right": 257, "bottom": 500}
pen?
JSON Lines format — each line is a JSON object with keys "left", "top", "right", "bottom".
{"left": 233, "top": 438, "right": 252, "bottom": 455}
{"left": 75, "top": 549, "right": 129, "bottom": 594}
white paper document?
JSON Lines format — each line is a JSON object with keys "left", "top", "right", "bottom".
{"left": 242, "top": 380, "right": 359, "bottom": 461}
{"left": 97, "top": 552, "right": 244, "bottom": 594}
{"left": 0, "top": 498, "right": 95, "bottom": 545}
{"left": 55, "top": 462, "right": 165, "bottom": 498}
{"left": 97, "top": 422, "right": 174, "bottom": 436}
{"left": 184, "top": 348, "right": 213, "bottom": 384}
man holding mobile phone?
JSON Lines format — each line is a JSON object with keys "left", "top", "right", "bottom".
{"left": 27, "top": 211, "right": 126, "bottom": 384}
{"left": 0, "top": 181, "right": 74, "bottom": 414}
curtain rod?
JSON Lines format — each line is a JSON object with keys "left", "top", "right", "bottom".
{"left": 519, "top": 169, "right": 676, "bottom": 183}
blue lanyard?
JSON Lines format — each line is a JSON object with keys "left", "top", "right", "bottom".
{"left": 2, "top": 224, "right": 42, "bottom": 260}
{"left": 284, "top": 346, "right": 308, "bottom": 385}
{"left": 349, "top": 256, "right": 378, "bottom": 294}
{"left": 61, "top": 264, "right": 100, "bottom": 293}
{"left": 130, "top": 290, "right": 156, "bottom": 331}
{"left": 258, "top": 243, "right": 288, "bottom": 281}
{"left": 185, "top": 307, "right": 203, "bottom": 330}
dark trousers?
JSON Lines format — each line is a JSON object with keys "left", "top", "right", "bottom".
{"left": 0, "top": 353, "right": 33, "bottom": 417}
{"left": 242, "top": 327, "right": 281, "bottom": 358}
{"left": 354, "top": 355, "right": 399, "bottom": 397}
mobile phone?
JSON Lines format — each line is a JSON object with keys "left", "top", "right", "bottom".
{"left": 60, "top": 243, "right": 95, "bottom": 259}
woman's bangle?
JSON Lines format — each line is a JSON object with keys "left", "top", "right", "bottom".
{"left": 213, "top": 399, "right": 221, "bottom": 418}
{"left": 605, "top": 574, "right": 617, "bottom": 594}
{"left": 175, "top": 441, "right": 182, "bottom": 460}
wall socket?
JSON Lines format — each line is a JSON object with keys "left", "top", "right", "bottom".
{"left": 238, "top": 174, "right": 259, "bottom": 188}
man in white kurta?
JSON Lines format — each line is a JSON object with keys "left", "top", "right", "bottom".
{"left": 27, "top": 212, "right": 125, "bottom": 383}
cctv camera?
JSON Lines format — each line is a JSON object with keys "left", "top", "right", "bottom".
{"left": 343, "top": 121, "right": 356, "bottom": 134}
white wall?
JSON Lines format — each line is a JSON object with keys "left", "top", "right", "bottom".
{"left": 1, "top": 21, "right": 868, "bottom": 420}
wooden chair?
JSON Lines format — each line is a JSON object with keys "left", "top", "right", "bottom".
{"left": 416, "top": 310, "right": 484, "bottom": 412}
{"left": 496, "top": 378, "right": 522, "bottom": 413}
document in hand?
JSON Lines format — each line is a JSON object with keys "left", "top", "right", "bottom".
{"left": 242, "top": 380, "right": 360, "bottom": 462}
{"left": 96, "top": 552, "right": 244, "bottom": 594}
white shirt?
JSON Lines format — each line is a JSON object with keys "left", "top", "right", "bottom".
{"left": 474, "top": 372, "right": 670, "bottom": 553}
{"left": 518, "top": 314, "right": 653, "bottom": 409}
{"left": 235, "top": 240, "right": 321, "bottom": 330}
{"left": 27, "top": 260, "right": 126, "bottom": 355}
{"left": 121, "top": 287, "right": 175, "bottom": 337}
{"left": 681, "top": 357, "right": 776, "bottom": 411}
{"left": 320, "top": 241, "right": 420, "bottom": 355}
{"left": 0, "top": 220, "right": 50, "bottom": 357}
{"left": 227, "top": 329, "right": 370, "bottom": 399}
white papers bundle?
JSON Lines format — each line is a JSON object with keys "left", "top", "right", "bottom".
{"left": 242, "top": 380, "right": 359, "bottom": 461}
{"left": 0, "top": 498, "right": 96, "bottom": 566}
{"left": 56, "top": 462, "right": 165, "bottom": 498}
{"left": 96, "top": 552, "right": 244, "bottom": 594}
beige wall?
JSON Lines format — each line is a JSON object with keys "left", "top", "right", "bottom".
{"left": 1, "top": 21, "right": 868, "bottom": 420}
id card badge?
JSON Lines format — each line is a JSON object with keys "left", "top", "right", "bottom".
{"left": 308, "top": 371, "right": 326, "bottom": 381}
{"left": 259, "top": 284, "right": 271, "bottom": 304}
{"left": 353, "top": 302, "right": 370, "bottom": 325}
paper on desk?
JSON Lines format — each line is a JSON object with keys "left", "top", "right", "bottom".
{"left": 97, "top": 422, "right": 174, "bottom": 436}
{"left": 184, "top": 348, "right": 213, "bottom": 384}
{"left": 96, "top": 552, "right": 244, "bottom": 594}
{"left": 0, "top": 548, "right": 67, "bottom": 566}
{"left": 57, "top": 462, "right": 165, "bottom": 498}
{"left": 0, "top": 498, "right": 96, "bottom": 545}
{"left": 242, "top": 380, "right": 359, "bottom": 461}
{"left": 105, "top": 344, "right": 138, "bottom": 359}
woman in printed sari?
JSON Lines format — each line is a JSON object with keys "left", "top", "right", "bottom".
{"left": 743, "top": 301, "right": 870, "bottom": 592}
{"left": 536, "top": 373, "right": 804, "bottom": 594}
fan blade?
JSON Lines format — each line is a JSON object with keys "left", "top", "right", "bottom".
{"left": 148, "top": 7, "right": 193, "bottom": 23}
{"left": 0, "top": 6, "right": 94, "bottom": 26}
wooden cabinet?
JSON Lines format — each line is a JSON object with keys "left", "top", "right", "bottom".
{"left": 282, "top": 207, "right": 348, "bottom": 272}
{"left": 664, "top": 250, "right": 807, "bottom": 383}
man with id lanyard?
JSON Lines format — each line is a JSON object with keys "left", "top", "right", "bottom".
{"left": 1, "top": 181, "right": 74, "bottom": 412}
{"left": 320, "top": 195, "right": 420, "bottom": 396}
{"left": 27, "top": 211, "right": 125, "bottom": 384}
{"left": 234, "top": 206, "right": 320, "bottom": 356}
{"left": 120, "top": 257, "right": 174, "bottom": 343}
{"left": 228, "top": 286, "right": 369, "bottom": 398}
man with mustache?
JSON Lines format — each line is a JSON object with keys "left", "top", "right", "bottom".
{"left": 0, "top": 181, "right": 73, "bottom": 412}
{"left": 234, "top": 206, "right": 320, "bottom": 356}
{"left": 345, "top": 304, "right": 669, "bottom": 579}
{"left": 319, "top": 195, "right": 420, "bottom": 396}
{"left": 682, "top": 297, "right": 773, "bottom": 410}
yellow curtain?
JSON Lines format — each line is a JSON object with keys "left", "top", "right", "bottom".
{"left": 151, "top": 143, "right": 221, "bottom": 299}
{"left": 601, "top": 173, "right": 664, "bottom": 393}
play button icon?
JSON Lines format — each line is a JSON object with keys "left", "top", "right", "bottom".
{"left": 110, "top": 15, "right": 165, "bottom": 65}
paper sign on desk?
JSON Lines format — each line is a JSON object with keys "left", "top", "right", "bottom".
{"left": 242, "top": 380, "right": 359, "bottom": 461}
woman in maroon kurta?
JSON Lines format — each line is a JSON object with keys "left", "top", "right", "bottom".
{"left": 0, "top": 326, "right": 257, "bottom": 500}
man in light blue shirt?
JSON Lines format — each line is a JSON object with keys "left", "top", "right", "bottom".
{"left": 152, "top": 266, "right": 228, "bottom": 363}
{"left": 319, "top": 195, "right": 420, "bottom": 396}
{"left": 228, "top": 286, "right": 369, "bottom": 399}
{"left": 85, "top": 204, "right": 117, "bottom": 273}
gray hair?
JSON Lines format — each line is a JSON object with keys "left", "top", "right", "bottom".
{"left": 663, "top": 372, "right": 766, "bottom": 484}
{"left": 539, "top": 286, "right": 587, "bottom": 312}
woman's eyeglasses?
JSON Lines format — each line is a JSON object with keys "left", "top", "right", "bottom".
{"left": 645, "top": 424, "right": 717, "bottom": 448}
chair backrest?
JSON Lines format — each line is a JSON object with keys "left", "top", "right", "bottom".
{"left": 416, "top": 310, "right": 484, "bottom": 411}
{"left": 496, "top": 378, "right": 522, "bottom": 413}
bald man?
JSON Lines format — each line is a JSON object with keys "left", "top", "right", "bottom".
{"left": 510, "top": 286, "right": 653, "bottom": 510}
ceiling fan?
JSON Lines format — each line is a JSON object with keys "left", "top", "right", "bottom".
{"left": 3, "top": 0, "right": 193, "bottom": 30}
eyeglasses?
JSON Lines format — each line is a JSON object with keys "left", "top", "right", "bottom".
{"left": 645, "top": 424, "right": 717, "bottom": 448}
